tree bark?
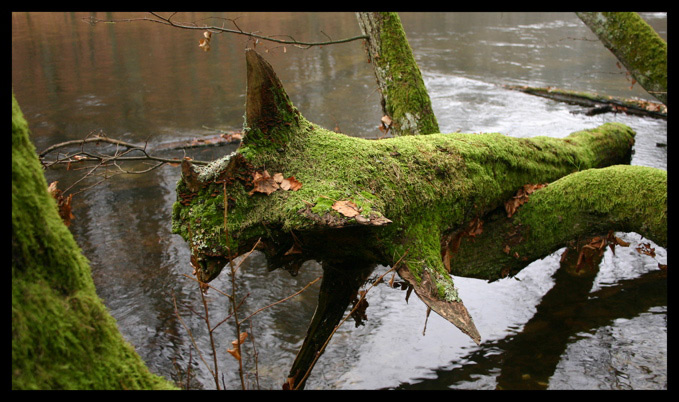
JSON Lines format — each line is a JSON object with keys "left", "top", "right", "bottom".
{"left": 577, "top": 12, "right": 667, "bottom": 105}
{"left": 12, "top": 94, "right": 177, "bottom": 390}
{"left": 356, "top": 12, "right": 439, "bottom": 136}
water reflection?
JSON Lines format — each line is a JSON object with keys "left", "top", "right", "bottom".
{"left": 12, "top": 12, "right": 666, "bottom": 389}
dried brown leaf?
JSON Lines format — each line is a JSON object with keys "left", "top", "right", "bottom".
{"left": 284, "top": 243, "right": 302, "bottom": 255}
{"left": 227, "top": 348, "right": 241, "bottom": 361}
{"left": 281, "top": 176, "right": 302, "bottom": 191}
{"left": 636, "top": 243, "right": 656, "bottom": 258}
{"left": 332, "top": 200, "right": 360, "bottom": 217}
{"left": 381, "top": 115, "right": 392, "bottom": 127}
{"left": 249, "top": 170, "right": 279, "bottom": 195}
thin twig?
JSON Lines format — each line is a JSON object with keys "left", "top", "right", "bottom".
{"left": 84, "top": 12, "right": 368, "bottom": 49}
{"left": 198, "top": 285, "right": 221, "bottom": 389}
{"left": 240, "top": 275, "right": 322, "bottom": 324}
{"left": 172, "top": 293, "right": 218, "bottom": 385}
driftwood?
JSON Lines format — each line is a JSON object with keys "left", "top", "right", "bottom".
{"left": 503, "top": 85, "right": 667, "bottom": 120}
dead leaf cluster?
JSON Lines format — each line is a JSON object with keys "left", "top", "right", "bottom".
{"left": 388, "top": 275, "right": 415, "bottom": 303}
{"left": 47, "top": 181, "right": 75, "bottom": 227}
{"left": 636, "top": 242, "right": 656, "bottom": 258}
{"left": 562, "top": 231, "right": 633, "bottom": 273}
{"left": 249, "top": 170, "right": 302, "bottom": 196}
{"left": 504, "top": 183, "right": 547, "bottom": 218}
{"left": 442, "top": 217, "right": 484, "bottom": 272}
{"left": 332, "top": 200, "right": 360, "bottom": 217}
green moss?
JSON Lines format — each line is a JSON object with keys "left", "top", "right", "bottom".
{"left": 174, "top": 115, "right": 635, "bottom": 289}
{"left": 514, "top": 164, "right": 667, "bottom": 253}
{"left": 577, "top": 12, "right": 667, "bottom": 104}
{"left": 12, "top": 94, "right": 177, "bottom": 390}
{"left": 370, "top": 12, "right": 439, "bottom": 136}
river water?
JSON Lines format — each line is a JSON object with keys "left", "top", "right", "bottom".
{"left": 12, "top": 12, "right": 667, "bottom": 390}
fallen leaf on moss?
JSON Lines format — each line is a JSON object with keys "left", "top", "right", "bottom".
{"left": 281, "top": 176, "right": 302, "bottom": 191}
{"left": 249, "top": 170, "right": 279, "bottom": 195}
{"left": 368, "top": 216, "right": 391, "bottom": 226}
{"left": 467, "top": 217, "right": 483, "bottom": 237}
{"left": 505, "top": 183, "right": 547, "bottom": 217}
{"left": 332, "top": 200, "right": 360, "bottom": 217}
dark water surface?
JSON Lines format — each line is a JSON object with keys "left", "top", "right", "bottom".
{"left": 12, "top": 12, "right": 666, "bottom": 390}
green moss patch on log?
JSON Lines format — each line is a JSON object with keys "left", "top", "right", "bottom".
{"left": 446, "top": 165, "right": 666, "bottom": 281}
{"left": 12, "top": 94, "right": 177, "bottom": 390}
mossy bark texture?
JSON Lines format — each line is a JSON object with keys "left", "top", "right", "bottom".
{"left": 356, "top": 12, "right": 439, "bottom": 136}
{"left": 12, "top": 94, "right": 177, "bottom": 390}
{"left": 446, "top": 165, "right": 666, "bottom": 281}
{"left": 577, "top": 12, "right": 667, "bottom": 105}
{"left": 172, "top": 50, "right": 639, "bottom": 352}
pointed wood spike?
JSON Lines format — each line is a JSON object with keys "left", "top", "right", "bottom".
{"left": 244, "top": 49, "right": 300, "bottom": 149}
{"left": 181, "top": 158, "right": 206, "bottom": 193}
{"left": 397, "top": 264, "right": 481, "bottom": 345}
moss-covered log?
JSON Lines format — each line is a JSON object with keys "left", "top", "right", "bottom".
{"left": 12, "top": 94, "right": 177, "bottom": 390}
{"left": 445, "top": 164, "right": 666, "bottom": 281}
{"left": 172, "top": 49, "right": 637, "bottom": 358}
{"left": 356, "top": 12, "right": 439, "bottom": 136}
{"left": 576, "top": 12, "right": 667, "bottom": 105}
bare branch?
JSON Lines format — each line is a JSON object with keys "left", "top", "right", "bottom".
{"left": 84, "top": 12, "right": 368, "bottom": 49}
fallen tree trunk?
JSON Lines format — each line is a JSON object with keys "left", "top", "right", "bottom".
{"left": 503, "top": 85, "right": 667, "bottom": 119}
{"left": 169, "top": 49, "right": 657, "bottom": 388}
{"left": 576, "top": 12, "right": 667, "bottom": 105}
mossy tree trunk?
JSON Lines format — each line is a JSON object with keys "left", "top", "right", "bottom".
{"left": 356, "top": 12, "right": 439, "bottom": 136}
{"left": 576, "top": 12, "right": 667, "bottom": 105}
{"left": 171, "top": 48, "right": 665, "bottom": 389}
{"left": 12, "top": 94, "right": 177, "bottom": 390}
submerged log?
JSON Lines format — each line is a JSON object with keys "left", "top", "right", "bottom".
{"left": 171, "top": 49, "right": 658, "bottom": 389}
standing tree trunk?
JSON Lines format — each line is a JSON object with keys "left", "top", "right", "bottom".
{"left": 356, "top": 12, "right": 440, "bottom": 136}
{"left": 12, "top": 94, "right": 177, "bottom": 390}
{"left": 577, "top": 12, "right": 667, "bottom": 105}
